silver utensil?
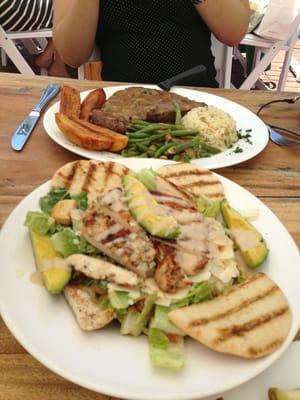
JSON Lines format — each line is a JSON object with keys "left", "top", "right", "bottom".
{"left": 269, "top": 126, "right": 300, "bottom": 146}
{"left": 11, "top": 83, "right": 61, "bottom": 151}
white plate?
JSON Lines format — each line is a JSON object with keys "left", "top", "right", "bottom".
{"left": 0, "top": 163, "right": 299, "bottom": 400}
{"left": 43, "top": 85, "right": 269, "bottom": 170}
{"left": 205, "top": 341, "right": 300, "bottom": 400}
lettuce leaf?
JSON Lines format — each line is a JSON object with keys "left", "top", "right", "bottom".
{"left": 39, "top": 188, "right": 88, "bottom": 214}
{"left": 50, "top": 228, "right": 99, "bottom": 257}
{"left": 24, "top": 211, "right": 55, "bottom": 235}
{"left": 150, "top": 305, "right": 184, "bottom": 335}
{"left": 174, "top": 281, "right": 212, "bottom": 308}
{"left": 148, "top": 328, "right": 185, "bottom": 371}
{"left": 135, "top": 168, "right": 157, "bottom": 191}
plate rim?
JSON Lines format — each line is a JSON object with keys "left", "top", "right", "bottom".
{"left": 0, "top": 171, "right": 299, "bottom": 400}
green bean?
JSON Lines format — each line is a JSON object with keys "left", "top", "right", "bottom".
{"left": 170, "top": 129, "right": 199, "bottom": 137}
{"left": 131, "top": 119, "right": 150, "bottom": 126}
{"left": 129, "top": 124, "right": 148, "bottom": 131}
{"left": 136, "top": 143, "right": 149, "bottom": 153}
{"left": 133, "top": 125, "right": 163, "bottom": 134}
{"left": 174, "top": 102, "right": 182, "bottom": 125}
{"left": 129, "top": 132, "right": 166, "bottom": 144}
{"left": 154, "top": 143, "right": 174, "bottom": 158}
{"left": 127, "top": 131, "right": 151, "bottom": 139}
{"left": 122, "top": 149, "right": 140, "bottom": 157}
{"left": 174, "top": 142, "right": 195, "bottom": 154}
{"left": 137, "top": 152, "right": 152, "bottom": 158}
{"left": 200, "top": 142, "right": 221, "bottom": 154}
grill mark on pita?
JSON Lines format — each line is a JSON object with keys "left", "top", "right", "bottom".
{"left": 180, "top": 179, "right": 221, "bottom": 189}
{"left": 59, "top": 161, "right": 78, "bottom": 189}
{"left": 189, "top": 285, "right": 279, "bottom": 327}
{"left": 100, "top": 162, "right": 113, "bottom": 187}
{"left": 247, "top": 339, "right": 283, "bottom": 357}
{"left": 161, "top": 169, "right": 210, "bottom": 179}
{"left": 82, "top": 162, "right": 97, "bottom": 193}
{"left": 214, "top": 306, "right": 289, "bottom": 344}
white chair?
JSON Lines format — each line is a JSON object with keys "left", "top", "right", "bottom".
{"left": 222, "top": 11, "right": 300, "bottom": 90}
{"left": 0, "top": 24, "right": 52, "bottom": 75}
{"left": 211, "top": 34, "right": 233, "bottom": 88}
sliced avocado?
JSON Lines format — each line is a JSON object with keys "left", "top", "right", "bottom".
{"left": 29, "top": 230, "right": 71, "bottom": 294}
{"left": 123, "top": 174, "right": 180, "bottom": 239}
{"left": 220, "top": 200, "right": 268, "bottom": 269}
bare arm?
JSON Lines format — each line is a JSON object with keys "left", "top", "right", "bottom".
{"left": 53, "top": 0, "right": 99, "bottom": 67}
{"left": 193, "top": 0, "right": 250, "bottom": 46}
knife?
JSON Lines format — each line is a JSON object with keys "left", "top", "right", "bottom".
{"left": 11, "top": 83, "right": 61, "bottom": 151}
{"left": 157, "top": 64, "right": 207, "bottom": 91}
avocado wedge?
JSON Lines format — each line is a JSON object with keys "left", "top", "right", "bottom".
{"left": 29, "top": 230, "right": 71, "bottom": 294}
{"left": 220, "top": 200, "right": 268, "bottom": 269}
{"left": 123, "top": 174, "right": 180, "bottom": 239}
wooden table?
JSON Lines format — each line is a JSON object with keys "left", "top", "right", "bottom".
{"left": 0, "top": 73, "right": 299, "bottom": 400}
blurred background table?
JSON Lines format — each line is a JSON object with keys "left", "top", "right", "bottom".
{"left": 0, "top": 73, "right": 299, "bottom": 400}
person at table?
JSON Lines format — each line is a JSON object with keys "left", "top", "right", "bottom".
{"left": 0, "top": 0, "right": 69, "bottom": 77}
{"left": 52, "top": 0, "right": 250, "bottom": 87}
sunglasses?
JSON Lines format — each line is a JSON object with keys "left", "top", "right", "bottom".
{"left": 256, "top": 95, "right": 300, "bottom": 137}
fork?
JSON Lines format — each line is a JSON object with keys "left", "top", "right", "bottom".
{"left": 269, "top": 126, "right": 300, "bottom": 146}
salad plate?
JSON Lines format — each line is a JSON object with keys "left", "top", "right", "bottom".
{"left": 0, "top": 162, "right": 299, "bottom": 400}
{"left": 43, "top": 85, "right": 269, "bottom": 170}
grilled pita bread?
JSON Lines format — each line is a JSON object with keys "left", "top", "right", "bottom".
{"left": 168, "top": 272, "right": 292, "bottom": 359}
{"left": 157, "top": 163, "right": 224, "bottom": 201}
{"left": 51, "top": 160, "right": 129, "bottom": 204}
{"left": 64, "top": 284, "right": 115, "bottom": 330}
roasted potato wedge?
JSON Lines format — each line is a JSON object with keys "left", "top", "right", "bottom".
{"left": 80, "top": 88, "right": 106, "bottom": 121}
{"left": 73, "top": 118, "right": 128, "bottom": 152}
{"left": 59, "top": 86, "right": 81, "bottom": 119}
{"left": 55, "top": 112, "right": 112, "bottom": 151}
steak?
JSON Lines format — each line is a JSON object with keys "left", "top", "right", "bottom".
{"left": 91, "top": 87, "right": 206, "bottom": 133}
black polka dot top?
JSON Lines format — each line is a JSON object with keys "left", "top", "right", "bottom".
{"left": 96, "top": 0, "right": 218, "bottom": 87}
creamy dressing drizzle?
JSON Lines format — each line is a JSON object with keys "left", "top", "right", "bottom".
{"left": 231, "top": 228, "right": 259, "bottom": 250}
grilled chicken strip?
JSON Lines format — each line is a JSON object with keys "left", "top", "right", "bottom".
{"left": 64, "top": 284, "right": 115, "bottom": 331}
{"left": 82, "top": 187, "right": 156, "bottom": 278}
{"left": 66, "top": 254, "right": 139, "bottom": 288}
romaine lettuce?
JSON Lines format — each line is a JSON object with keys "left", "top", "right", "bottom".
{"left": 24, "top": 211, "right": 55, "bottom": 235}
{"left": 174, "top": 281, "right": 212, "bottom": 308}
{"left": 39, "top": 188, "right": 88, "bottom": 214}
{"left": 150, "top": 305, "right": 184, "bottom": 335}
{"left": 135, "top": 168, "right": 157, "bottom": 191}
{"left": 50, "top": 228, "right": 99, "bottom": 257}
{"left": 148, "top": 328, "right": 185, "bottom": 371}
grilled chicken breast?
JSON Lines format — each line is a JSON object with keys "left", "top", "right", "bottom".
{"left": 169, "top": 272, "right": 292, "bottom": 359}
{"left": 157, "top": 163, "right": 225, "bottom": 201}
{"left": 51, "top": 160, "right": 129, "bottom": 205}
{"left": 64, "top": 284, "right": 115, "bottom": 331}
{"left": 82, "top": 187, "right": 156, "bottom": 278}
{"left": 148, "top": 174, "right": 236, "bottom": 293}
